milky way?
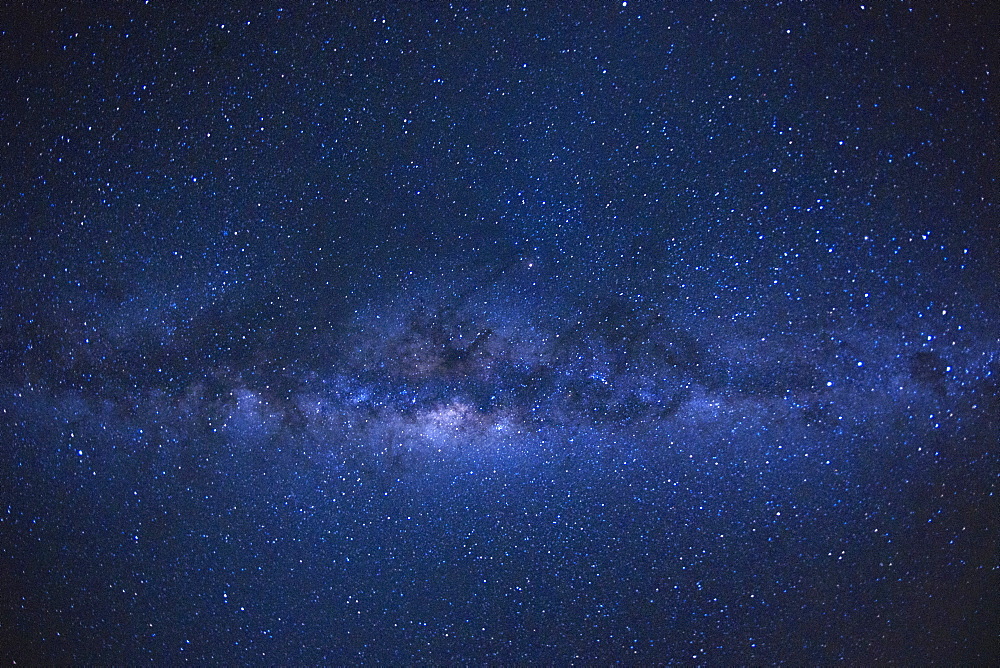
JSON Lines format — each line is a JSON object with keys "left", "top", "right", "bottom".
{"left": 2, "top": 2, "right": 998, "bottom": 663}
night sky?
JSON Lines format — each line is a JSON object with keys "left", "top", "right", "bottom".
{"left": 2, "top": 1, "right": 998, "bottom": 663}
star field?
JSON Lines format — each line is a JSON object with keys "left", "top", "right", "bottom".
{"left": 2, "top": 2, "right": 998, "bottom": 663}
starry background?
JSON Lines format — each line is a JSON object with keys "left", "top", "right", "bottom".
{"left": 2, "top": 1, "right": 998, "bottom": 663}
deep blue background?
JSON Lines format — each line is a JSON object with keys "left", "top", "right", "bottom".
{"left": 2, "top": 1, "right": 997, "bottom": 663}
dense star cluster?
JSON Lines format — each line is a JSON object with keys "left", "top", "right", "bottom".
{"left": 2, "top": 2, "right": 998, "bottom": 663}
